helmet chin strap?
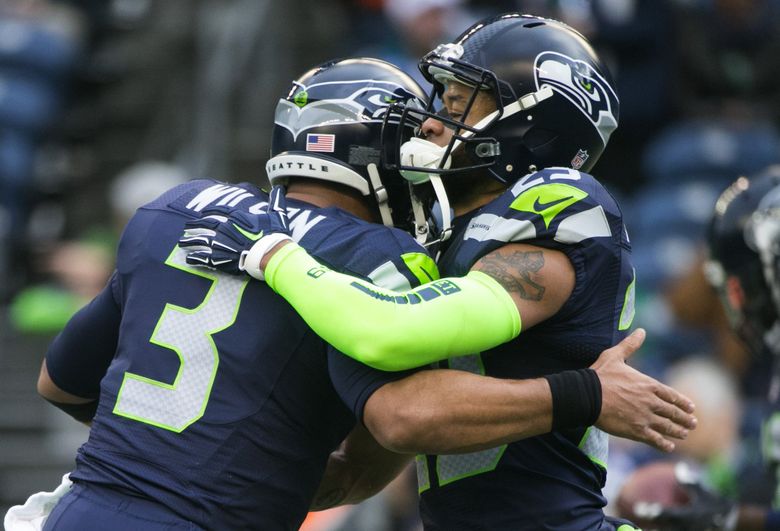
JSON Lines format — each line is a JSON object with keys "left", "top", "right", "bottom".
{"left": 408, "top": 177, "right": 450, "bottom": 260}
{"left": 368, "top": 161, "right": 447, "bottom": 248}
{"left": 366, "top": 163, "right": 394, "bottom": 227}
{"left": 409, "top": 184, "right": 430, "bottom": 245}
{"left": 398, "top": 139, "right": 452, "bottom": 246}
{"left": 429, "top": 174, "right": 452, "bottom": 243}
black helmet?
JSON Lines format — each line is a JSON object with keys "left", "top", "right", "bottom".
{"left": 705, "top": 166, "right": 780, "bottom": 356}
{"left": 387, "top": 13, "right": 620, "bottom": 185}
{"left": 267, "top": 57, "right": 428, "bottom": 232}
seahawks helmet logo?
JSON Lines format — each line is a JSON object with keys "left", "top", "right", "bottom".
{"left": 275, "top": 80, "right": 424, "bottom": 140}
{"left": 534, "top": 51, "right": 618, "bottom": 144}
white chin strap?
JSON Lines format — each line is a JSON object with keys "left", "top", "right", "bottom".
{"left": 396, "top": 141, "right": 453, "bottom": 246}
{"left": 406, "top": 173, "right": 453, "bottom": 249}
{"left": 409, "top": 185, "right": 430, "bottom": 245}
{"left": 366, "top": 162, "right": 394, "bottom": 227}
{"left": 429, "top": 174, "right": 452, "bottom": 243}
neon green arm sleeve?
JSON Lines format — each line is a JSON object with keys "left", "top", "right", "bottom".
{"left": 265, "top": 243, "right": 521, "bottom": 371}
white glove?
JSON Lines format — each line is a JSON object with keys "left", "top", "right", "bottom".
{"left": 4, "top": 473, "right": 73, "bottom": 531}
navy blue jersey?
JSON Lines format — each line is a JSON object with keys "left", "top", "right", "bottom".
{"left": 45, "top": 179, "right": 436, "bottom": 530}
{"left": 416, "top": 168, "right": 636, "bottom": 530}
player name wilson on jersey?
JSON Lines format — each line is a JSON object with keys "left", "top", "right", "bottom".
{"left": 180, "top": 181, "right": 326, "bottom": 242}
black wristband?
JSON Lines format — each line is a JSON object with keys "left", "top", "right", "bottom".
{"left": 43, "top": 397, "right": 98, "bottom": 423}
{"left": 544, "top": 368, "right": 602, "bottom": 431}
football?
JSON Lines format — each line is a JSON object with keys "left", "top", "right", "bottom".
{"left": 615, "top": 461, "right": 692, "bottom": 529}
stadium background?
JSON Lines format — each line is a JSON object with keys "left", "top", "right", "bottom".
{"left": 1, "top": 0, "right": 779, "bottom": 529}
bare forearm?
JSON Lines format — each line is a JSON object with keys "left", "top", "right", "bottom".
{"left": 310, "top": 450, "right": 353, "bottom": 510}
{"left": 364, "top": 369, "right": 552, "bottom": 454}
{"left": 311, "top": 426, "right": 411, "bottom": 510}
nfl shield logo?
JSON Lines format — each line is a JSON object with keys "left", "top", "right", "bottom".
{"left": 571, "top": 149, "right": 589, "bottom": 169}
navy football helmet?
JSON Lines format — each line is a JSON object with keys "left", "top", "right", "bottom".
{"left": 267, "top": 58, "right": 428, "bottom": 236}
{"left": 385, "top": 13, "right": 620, "bottom": 186}
{"left": 705, "top": 166, "right": 780, "bottom": 357}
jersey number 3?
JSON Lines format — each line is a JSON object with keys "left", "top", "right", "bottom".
{"left": 113, "top": 247, "right": 249, "bottom": 432}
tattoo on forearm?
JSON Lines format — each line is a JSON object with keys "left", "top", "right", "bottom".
{"left": 310, "top": 488, "right": 347, "bottom": 511}
{"left": 476, "top": 250, "right": 545, "bottom": 300}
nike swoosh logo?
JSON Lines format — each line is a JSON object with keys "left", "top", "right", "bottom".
{"left": 420, "top": 265, "right": 436, "bottom": 282}
{"left": 533, "top": 195, "right": 573, "bottom": 211}
{"left": 233, "top": 224, "right": 264, "bottom": 241}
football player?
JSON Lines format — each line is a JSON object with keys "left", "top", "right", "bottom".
{"left": 17, "top": 57, "right": 694, "bottom": 531}
{"left": 180, "top": 13, "right": 692, "bottom": 531}
{"left": 643, "top": 168, "right": 780, "bottom": 531}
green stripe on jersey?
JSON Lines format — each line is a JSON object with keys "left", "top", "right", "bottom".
{"left": 618, "top": 268, "right": 636, "bottom": 331}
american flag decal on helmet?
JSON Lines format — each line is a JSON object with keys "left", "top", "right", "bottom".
{"left": 306, "top": 134, "right": 335, "bottom": 152}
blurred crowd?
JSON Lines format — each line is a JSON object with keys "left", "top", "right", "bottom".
{"left": 2, "top": 0, "right": 780, "bottom": 529}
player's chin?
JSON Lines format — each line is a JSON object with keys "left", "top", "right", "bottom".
{"left": 442, "top": 160, "right": 494, "bottom": 203}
